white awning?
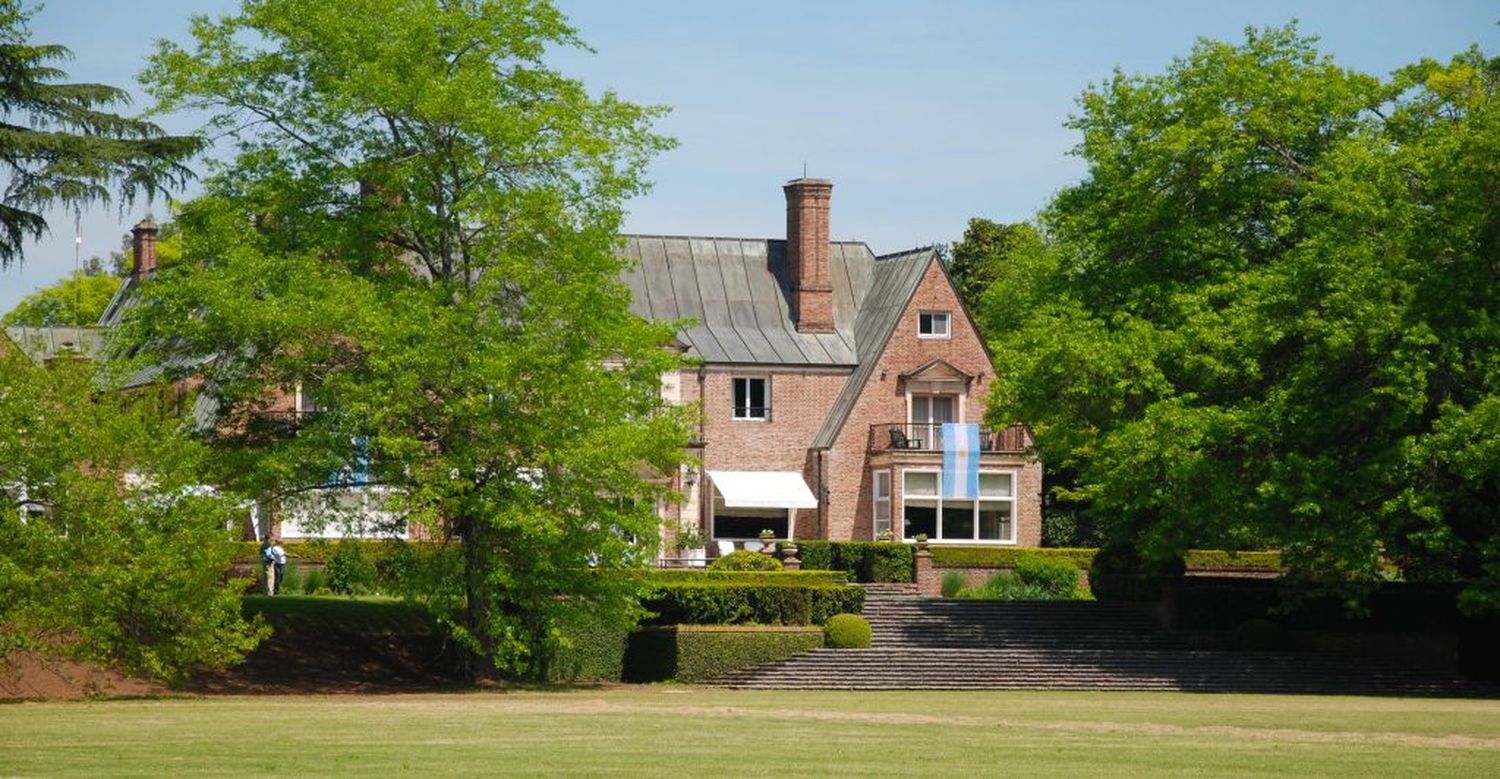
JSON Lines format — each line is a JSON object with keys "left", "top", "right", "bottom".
{"left": 708, "top": 470, "right": 819, "bottom": 510}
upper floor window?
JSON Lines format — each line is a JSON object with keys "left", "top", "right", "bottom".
{"left": 295, "top": 381, "right": 320, "bottom": 415}
{"left": 919, "top": 311, "right": 951, "bottom": 339}
{"left": 733, "top": 377, "right": 769, "bottom": 420}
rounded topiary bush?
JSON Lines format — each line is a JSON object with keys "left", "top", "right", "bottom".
{"left": 709, "top": 549, "right": 783, "bottom": 571}
{"left": 824, "top": 613, "right": 872, "bottom": 648}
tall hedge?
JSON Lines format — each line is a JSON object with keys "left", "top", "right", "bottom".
{"left": 795, "top": 542, "right": 914, "bottom": 582}
{"left": 624, "top": 625, "right": 824, "bottom": 683}
{"left": 640, "top": 582, "right": 865, "bottom": 626}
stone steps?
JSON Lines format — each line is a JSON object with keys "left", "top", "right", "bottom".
{"left": 714, "top": 590, "right": 1490, "bottom": 695}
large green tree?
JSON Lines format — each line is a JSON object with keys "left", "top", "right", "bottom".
{"left": 985, "top": 26, "right": 1500, "bottom": 608}
{"left": 0, "top": 350, "right": 265, "bottom": 683}
{"left": 2, "top": 267, "right": 119, "bottom": 326}
{"left": 124, "top": 0, "right": 692, "bottom": 678}
{"left": 0, "top": 1, "right": 200, "bottom": 268}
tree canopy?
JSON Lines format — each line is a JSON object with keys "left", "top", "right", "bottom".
{"left": 0, "top": 350, "right": 265, "bottom": 682}
{"left": 2, "top": 267, "right": 119, "bottom": 326}
{"left": 124, "top": 0, "right": 693, "bottom": 678}
{"left": 0, "top": 1, "right": 200, "bottom": 268}
{"left": 983, "top": 25, "right": 1500, "bottom": 609}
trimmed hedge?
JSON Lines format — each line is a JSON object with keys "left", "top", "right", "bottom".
{"left": 549, "top": 611, "right": 631, "bottom": 683}
{"left": 709, "top": 550, "right": 782, "bottom": 571}
{"left": 932, "top": 546, "right": 1097, "bottom": 569}
{"left": 640, "top": 582, "right": 865, "bottom": 626}
{"left": 796, "top": 542, "right": 914, "bottom": 582}
{"left": 643, "top": 570, "right": 848, "bottom": 585}
{"left": 824, "top": 614, "right": 872, "bottom": 648}
{"left": 928, "top": 546, "right": 1283, "bottom": 573}
{"left": 624, "top": 625, "right": 824, "bottom": 683}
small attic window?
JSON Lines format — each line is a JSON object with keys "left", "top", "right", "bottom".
{"left": 919, "top": 311, "right": 951, "bottom": 339}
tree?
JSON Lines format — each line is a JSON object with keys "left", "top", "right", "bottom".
{"left": 125, "top": 0, "right": 692, "bottom": 678}
{"left": 3, "top": 267, "right": 119, "bottom": 326}
{"left": 0, "top": 350, "right": 265, "bottom": 683}
{"left": 985, "top": 25, "right": 1500, "bottom": 609}
{"left": 948, "top": 218, "right": 1046, "bottom": 319}
{"left": 0, "top": 1, "right": 200, "bottom": 269}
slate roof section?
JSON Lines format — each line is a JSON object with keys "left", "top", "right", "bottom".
{"left": 3, "top": 326, "right": 107, "bottom": 364}
{"left": 810, "top": 247, "right": 937, "bottom": 449}
{"left": 620, "top": 236, "right": 876, "bottom": 366}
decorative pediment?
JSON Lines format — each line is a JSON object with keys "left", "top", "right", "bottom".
{"left": 898, "top": 358, "right": 974, "bottom": 393}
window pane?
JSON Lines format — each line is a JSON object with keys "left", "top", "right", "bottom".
{"left": 942, "top": 502, "right": 975, "bottom": 539}
{"left": 749, "top": 378, "right": 765, "bottom": 409}
{"left": 934, "top": 313, "right": 950, "bottom": 335}
{"left": 904, "top": 471, "right": 938, "bottom": 497}
{"left": 733, "top": 379, "right": 747, "bottom": 415}
{"left": 903, "top": 504, "right": 936, "bottom": 539}
{"left": 910, "top": 396, "right": 929, "bottom": 423}
{"left": 715, "top": 513, "right": 788, "bottom": 539}
{"left": 979, "top": 473, "right": 1012, "bottom": 498}
{"left": 874, "top": 471, "right": 890, "bottom": 499}
{"left": 931, "top": 396, "right": 955, "bottom": 423}
{"left": 979, "top": 503, "right": 1012, "bottom": 540}
{"left": 919, "top": 312, "right": 932, "bottom": 334}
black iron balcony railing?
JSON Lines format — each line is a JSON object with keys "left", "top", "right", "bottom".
{"left": 868, "top": 423, "right": 1028, "bottom": 454}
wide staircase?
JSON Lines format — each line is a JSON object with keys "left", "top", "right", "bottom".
{"left": 713, "top": 584, "right": 1487, "bottom": 694}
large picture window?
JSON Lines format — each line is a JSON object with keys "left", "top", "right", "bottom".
{"left": 733, "top": 377, "right": 769, "bottom": 420}
{"left": 901, "top": 469, "right": 1014, "bottom": 543}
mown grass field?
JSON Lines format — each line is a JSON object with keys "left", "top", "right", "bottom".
{"left": 2, "top": 687, "right": 1498, "bottom": 776}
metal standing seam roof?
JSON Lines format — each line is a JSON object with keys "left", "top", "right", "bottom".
{"left": 3, "top": 325, "right": 107, "bottom": 363}
{"left": 620, "top": 235, "right": 871, "bottom": 366}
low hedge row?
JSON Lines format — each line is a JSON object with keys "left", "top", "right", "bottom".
{"left": 641, "top": 570, "right": 848, "bottom": 585}
{"left": 640, "top": 582, "right": 865, "bottom": 626}
{"left": 795, "top": 542, "right": 914, "bottom": 582}
{"left": 928, "top": 546, "right": 1283, "bottom": 572}
{"left": 235, "top": 539, "right": 419, "bottom": 562}
{"left": 624, "top": 625, "right": 824, "bottom": 682}
{"left": 549, "top": 611, "right": 632, "bottom": 683}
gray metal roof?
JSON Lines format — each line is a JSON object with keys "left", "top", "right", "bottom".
{"left": 3, "top": 326, "right": 107, "bottom": 364}
{"left": 810, "top": 247, "right": 937, "bottom": 448}
{"left": 620, "top": 236, "right": 874, "bottom": 366}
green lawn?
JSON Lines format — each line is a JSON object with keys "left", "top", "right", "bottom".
{"left": 2, "top": 688, "right": 1497, "bottom": 776}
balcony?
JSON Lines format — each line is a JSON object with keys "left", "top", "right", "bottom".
{"left": 868, "top": 423, "right": 1028, "bottom": 454}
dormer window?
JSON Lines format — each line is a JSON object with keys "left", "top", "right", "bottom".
{"left": 733, "top": 377, "right": 769, "bottom": 420}
{"left": 919, "top": 311, "right": 951, "bottom": 339}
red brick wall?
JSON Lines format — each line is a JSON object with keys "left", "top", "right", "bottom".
{"left": 820, "top": 258, "right": 1042, "bottom": 545}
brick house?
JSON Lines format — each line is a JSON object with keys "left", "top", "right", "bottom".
{"left": 626, "top": 179, "right": 1041, "bottom": 558}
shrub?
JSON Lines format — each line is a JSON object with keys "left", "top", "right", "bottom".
{"left": 940, "top": 570, "right": 968, "bottom": 598}
{"left": 326, "top": 541, "right": 379, "bottom": 595}
{"left": 1089, "top": 543, "right": 1185, "bottom": 602}
{"left": 643, "top": 570, "right": 847, "bottom": 586}
{"left": 301, "top": 568, "right": 327, "bottom": 595}
{"left": 709, "top": 550, "right": 782, "bottom": 571}
{"left": 1013, "top": 554, "right": 1086, "bottom": 599}
{"left": 640, "top": 582, "right": 865, "bottom": 626}
{"left": 797, "top": 542, "right": 914, "bottom": 582}
{"left": 824, "top": 614, "right": 872, "bottom": 648}
{"left": 624, "top": 625, "right": 823, "bottom": 683}
{"left": 1040, "top": 511, "right": 1103, "bottom": 547}
{"left": 1183, "top": 550, "right": 1283, "bottom": 571}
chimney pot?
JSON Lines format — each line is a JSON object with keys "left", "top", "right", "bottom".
{"left": 783, "top": 178, "right": 835, "bottom": 333}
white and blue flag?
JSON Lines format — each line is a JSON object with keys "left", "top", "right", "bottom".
{"left": 941, "top": 422, "right": 981, "bottom": 499}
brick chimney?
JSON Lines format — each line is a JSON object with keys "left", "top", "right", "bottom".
{"left": 131, "top": 216, "right": 159, "bottom": 278}
{"left": 783, "top": 178, "right": 835, "bottom": 333}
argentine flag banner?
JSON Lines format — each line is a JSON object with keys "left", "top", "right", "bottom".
{"left": 941, "top": 422, "right": 981, "bottom": 500}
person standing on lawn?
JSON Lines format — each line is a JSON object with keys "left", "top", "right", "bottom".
{"left": 270, "top": 537, "right": 288, "bottom": 595}
{"left": 260, "top": 537, "right": 277, "bottom": 595}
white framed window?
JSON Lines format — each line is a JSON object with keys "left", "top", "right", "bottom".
{"left": 900, "top": 468, "right": 1015, "bottom": 543}
{"left": 733, "top": 376, "right": 769, "bottom": 420}
{"left": 872, "top": 470, "right": 891, "bottom": 538}
{"left": 918, "top": 311, "right": 951, "bottom": 339}
{"left": 294, "top": 381, "right": 319, "bottom": 414}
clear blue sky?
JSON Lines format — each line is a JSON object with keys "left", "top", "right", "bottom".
{"left": 2, "top": 0, "right": 1495, "bottom": 314}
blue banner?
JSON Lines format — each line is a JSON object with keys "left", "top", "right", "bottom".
{"left": 941, "top": 423, "right": 980, "bottom": 499}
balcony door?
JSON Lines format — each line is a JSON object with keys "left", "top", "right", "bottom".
{"left": 909, "top": 395, "right": 956, "bottom": 450}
